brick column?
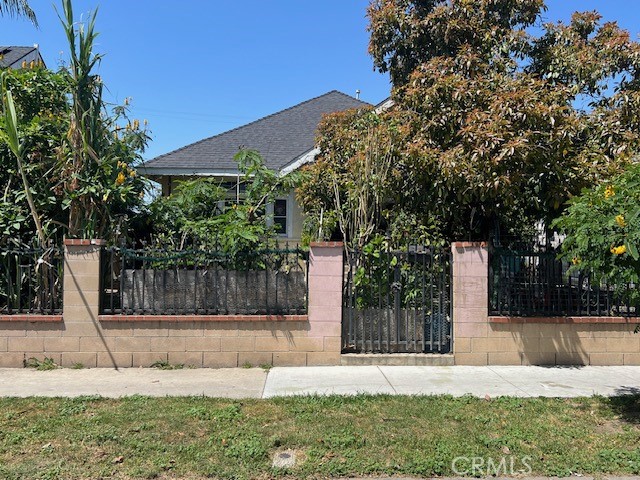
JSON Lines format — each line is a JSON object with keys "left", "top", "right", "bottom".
{"left": 61, "top": 239, "right": 106, "bottom": 367}
{"left": 306, "top": 242, "right": 343, "bottom": 365}
{"left": 451, "top": 241, "right": 490, "bottom": 365}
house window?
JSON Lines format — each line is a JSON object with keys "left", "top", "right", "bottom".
{"left": 273, "top": 199, "right": 288, "bottom": 236}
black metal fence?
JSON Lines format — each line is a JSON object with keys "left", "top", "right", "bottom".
{"left": 100, "top": 246, "right": 309, "bottom": 315}
{"left": 489, "top": 247, "right": 640, "bottom": 317}
{"left": 342, "top": 246, "right": 452, "bottom": 354}
{"left": 0, "top": 246, "right": 64, "bottom": 315}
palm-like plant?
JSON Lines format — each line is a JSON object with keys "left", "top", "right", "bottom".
{"left": 0, "top": 0, "right": 37, "bottom": 26}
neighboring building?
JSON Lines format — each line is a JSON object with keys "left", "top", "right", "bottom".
{"left": 0, "top": 45, "right": 45, "bottom": 69}
{"left": 141, "top": 90, "right": 371, "bottom": 241}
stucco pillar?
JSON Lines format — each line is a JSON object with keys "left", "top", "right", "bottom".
{"left": 451, "top": 241, "right": 490, "bottom": 365}
{"left": 306, "top": 242, "right": 344, "bottom": 365}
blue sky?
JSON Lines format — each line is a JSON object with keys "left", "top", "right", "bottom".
{"left": 1, "top": 1, "right": 639, "bottom": 161}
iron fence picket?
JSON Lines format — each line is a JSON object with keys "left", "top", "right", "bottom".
{"left": 100, "top": 246, "right": 308, "bottom": 316}
{"left": 489, "top": 247, "right": 640, "bottom": 317}
{"left": 342, "top": 245, "right": 452, "bottom": 354}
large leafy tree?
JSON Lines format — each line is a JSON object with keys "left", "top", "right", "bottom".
{"left": 299, "top": 0, "right": 640, "bottom": 246}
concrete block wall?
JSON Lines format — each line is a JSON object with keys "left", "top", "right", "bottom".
{"left": 0, "top": 240, "right": 343, "bottom": 368}
{"left": 452, "top": 242, "right": 640, "bottom": 366}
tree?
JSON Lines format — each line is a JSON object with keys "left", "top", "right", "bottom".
{"left": 299, "top": 1, "right": 640, "bottom": 247}
{"left": 553, "top": 163, "right": 640, "bottom": 299}
{"left": 0, "top": 0, "right": 37, "bottom": 25}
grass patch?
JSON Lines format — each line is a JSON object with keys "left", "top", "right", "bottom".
{"left": 0, "top": 395, "right": 639, "bottom": 479}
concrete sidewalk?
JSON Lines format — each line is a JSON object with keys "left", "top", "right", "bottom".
{"left": 0, "top": 365, "right": 639, "bottom": 398}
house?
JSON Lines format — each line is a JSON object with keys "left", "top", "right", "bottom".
{"left": 141, "top": 90, "right": 371, "bottom": 241}
{"left": 0, "top": 45, "right": 45, "bottom": 69}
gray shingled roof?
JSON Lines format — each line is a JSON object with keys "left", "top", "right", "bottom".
{"left": 142, "top": 90, "right": 371, "bottom": 175}
{"left": 0, "top": 46, "right": 43, "bottom": 69}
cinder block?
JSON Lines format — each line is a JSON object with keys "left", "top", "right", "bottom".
{"left": 27, "top": 352, "right": 61, "bottom": 365}
{"left": 0, "top": 325, "right": 28, "bottom": 336}
{"left": 607, "top": 336, "right": 640, "bottom": 353}
{"left": 63, "top": 290, "right": 100, "bottom": 308}
{"left": 149, "top": 337, "right": 186, "bottom": 352}
{"left": 97, "top": 351, "right": 132, "bottom": 368}
{"left": 8, "top": 337, "right": 44, "bottom": 352}
{"left": 166, "top": 322, "right": 203, "bottom": 336}
{"left": 44, "top": 337, "right": 80, "bottom": 352}
{"left": 454, "top": 322, "right": 488, "bottom": 338}
{"left": 453, "top": 307, "right": 488, "bottom": 323}
{"left": 63, "top": 322, "right": 100, "bottom": 337}
{"left": 133, "top": 352, "right": 167, "bottom": 367}
{"left": 308, "top": 306, "right": 341, "bottom": 322}
{"left": 453, "top": 261, "right": 487, "bottom": 279}
{"left": 25, "top": 323, "right": 63, "bottom": 337}
{"left": 323, "top": 336, "right": 342, "bottom": 353}
{"left": 290, "top": 337, "right": 324, "bottom": 352}
{"left": 624, "top": 353, "right": 640, "bottom": 365}
{"left": 254, "top": 336, "right": 290, "bottom": 352}
{"left": 0, "top": 337, "right": 7, "bottom": 352}
{"left": 203, "top": 352, "right": 238, "bottom": 368}
{"left": 453, "top": 337, "right": 471, "bottom": 353}
{"left": 454, "top": 352, "right": 488, "bottom": 365}
{"left": 453, "top": 290, "right": 488, "bottom": 308}
{"left": 0, "top": 353, "right": 24, "bottom": 367}
{"left": 100, "top": 324, "right": 133, "bottom": 337}
{"left": 555, "top": 351, "right": 589, "bottom": 365}
{"left": 488, "top": 352, "right": 522, "bottom": 365}
{"left": 273, "top": 352, "right": 307, "bottom": 366}
{"left": 489, "top": 323, "right": 523, "bottom": 338}
{"left": 61, "top": 352, "right": 97, "bottom": 368}
{"left": 115, "top": 337, "right": 150, "bottom": 352}
{"left": 307, "top": 321, "right": 341, "bottom": 338}
{"left": 306, "top": 352, "right": 341, "bottom": 366}
{"left": 521, "top": 351, "right": 556, "bottom": 366}
{"left": 168, "top": 351, "right": 203, "bottom": 367}
{"left": 576, "top": 338, "right": 607, "bottom": 353}
{"left": 589, "top": 352, "right": 624, "bottom": 366}
{"left": 472, "top": 337, "right": 521, "bottom": 353}
{"left": 238, "top": 352, "right": 272, "bottom": 367}
{"left": 308, "top": 289, "right": 342, "bottom": 308}
{"left": 592, "top": 325, "right": 625, "bottom": 338}
{"left": 220, "top": 337, "right": 254, "bottom": 352}
{"left": 61, "top": 306, "right": 96, "bottom": 323}
{"left": 62, "top": 274, "right": 100, "bottom": 292}
{"left": 238, "top": 322, "right": 277, "bottom": 337}
{"left": 308, "top": 275, "right": 342, "bottom": 294}
{"left": 133, "top": 323, "right": 169, "bottom": 337}
{"left": 79, "top": 336, "right": 114, "bottom": 352}
{"left": 539, "top": 337, "right": 583, "bottom": 353}
{"left": 185, "top": 337, "right": 221, "bottom": 352}
{"left": 203, "top": 323, "right": 239, "bottom": 337}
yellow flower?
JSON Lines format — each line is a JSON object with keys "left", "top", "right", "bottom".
{"left": 115, "top": 172, "right": 126, "bottom": 186}
{"left": 604, "top": 186, "right": 615, "bottom": 199}
{"left": 572, "top": 257, "right": 581, "bottom": 265}
{"left": 129, "top": 169, "right": 136, "bottom": 178}
{"left": 610, "top": 245, "right": 627, "bottom": 255}
{"left": 615, "top": 214, "right": 626, "bottom": 227}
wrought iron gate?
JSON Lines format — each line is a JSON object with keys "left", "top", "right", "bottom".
{"left": 342, "top": 245, "right": 452, "bottom": 354}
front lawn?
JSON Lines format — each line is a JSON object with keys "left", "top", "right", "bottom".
{"left": 0, "top": 395, "right": 639, "bottom": 479}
